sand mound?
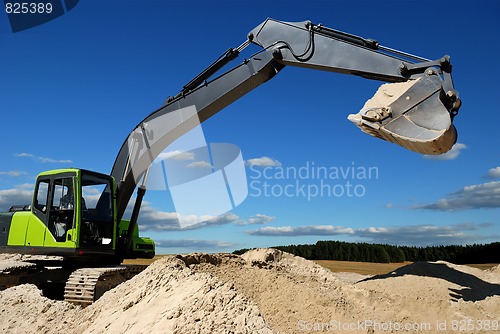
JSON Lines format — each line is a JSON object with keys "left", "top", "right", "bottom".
{"left": 0, "top": 284, "right": 77, "bottom": 334}
{"left": 487, "top": 264, "right": 500, "bottom": 274}
{"left": 1, "top": 250, "right": 499, "bottom": 334}
{"left": 241, "top": 248, "right": 346, "bottom": 283}
{"left": 76, "top": 256, "right": 272, "bottom": 334}
{"left": 362, "top": 261, "right": 500, "bottom": 300}
{"left": 241, "top": 248, "right": 316, "bottom": 268}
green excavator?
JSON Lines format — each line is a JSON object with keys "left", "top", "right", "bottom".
{"left": 0, "top": 18, "right": 461, "bottom": 305}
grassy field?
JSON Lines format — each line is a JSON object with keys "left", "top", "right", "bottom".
{"left": 124, "top": 256, "right": 497, "bottom": 276}
{"left": 123, "top": 255, "right": 165, "bottom": 266}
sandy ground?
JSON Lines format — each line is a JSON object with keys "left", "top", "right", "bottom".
{"left": 1, "top": 249, "right": 499, "bottom": 333}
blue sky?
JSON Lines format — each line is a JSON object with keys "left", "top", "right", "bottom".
{"left": 1, "top": 0, "right": 499, "bottom": 254}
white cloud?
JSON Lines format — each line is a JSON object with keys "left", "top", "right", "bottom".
{"left": 206, "top": 212, "right": 239, "bottom": 225}
{"left": 134, "top": 200, "right": 241, "bottom": 231}
{"left": 186, "top": 161, "right": 212, "bottom": 168}
{"left": 416, "top": 181, "right": 500, "bottom": 211}
{"left": 237, "top": 213, "right": 275, "bottom": 225}
{"left": 246, "top": 222, "right": 495, "bottom": 246}
{"left": 0, "top": 184, "right": 34, "bottom": 211}
{"left": 246, "top": 157, "right": 281, "bottom": 167}
{"left": 423, "top": 143, "right": 466, "bottom": 160}
{"left": 15, "top": 152, "right": 72, "bottom": 164}
{"left": 0, "top": 171, "right": 27, "bottom": 177}
{"left": 157, "top": 150, "right": 195, "bottom": 161}
{"left": 38, "top": 157, "right": 73, "bottom": 164}
{"left": 154, "top": 239, "right": 238, "bottom": 249}
{"left": 15, "top": 153, "right": 34, "bottom": 158}
{"left": 248, "top": 225, "right": 354, "bottom": 236}
{"left": 487, "top": 167, "right": 500, "bottom": 179}
{"left": 354, "top": 223, "right": 492, "bottom": 246}
{"left": 134, "top": 200, "right": 278, "bottom": 232}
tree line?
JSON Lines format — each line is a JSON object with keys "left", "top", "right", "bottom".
{"left": 233, "top": 241, "right": 500, "bottom": 264}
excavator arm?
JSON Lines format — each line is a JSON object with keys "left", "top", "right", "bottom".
{"left": 110, "top": 18, "right": 461, "bottom": 254}
{"left": 248, "top": 19, "right": 460, "bottom": 154}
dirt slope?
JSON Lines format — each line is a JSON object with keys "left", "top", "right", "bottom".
{"left": 1, "top": 249, "right": 499, "bottom": 333}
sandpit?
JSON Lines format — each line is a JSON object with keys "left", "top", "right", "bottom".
{"left": 1, "top": 249, "right": 499, "bottom": 333}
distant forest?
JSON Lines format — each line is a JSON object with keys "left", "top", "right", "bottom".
{"left": 233, "top": 241, "right": 500, "bottom": 264}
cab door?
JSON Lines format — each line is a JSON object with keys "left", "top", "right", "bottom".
{"left": 26, "top": 173, "right": 77, "bottom": 247}
{"left": 78, "top": 172, "right": 115, "bottom": 249}
{"left": 43, "top": 177, "right": 77, "bottom": 246}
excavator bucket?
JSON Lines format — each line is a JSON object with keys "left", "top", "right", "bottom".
{"left": 348, "top": 76, "right": 458, "bottom": 155}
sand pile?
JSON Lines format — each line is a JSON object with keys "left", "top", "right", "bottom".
{"left": 0, "top": 284, "right": 77, "bottom": 333}
{"left": 0, "top": 255, "right": 272, "bottom": 334}
{"left": 74, "top": 255, "right": 272, "bottom": 334}
{"left": 487, "top": 264, "right": 500, "bottom": 274}
{"left": 1, "top": 249, "right": 499, "bottom": 333}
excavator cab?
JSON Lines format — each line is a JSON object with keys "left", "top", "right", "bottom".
{"left": 24, "top": 169, "right": 116, "bottom": 255}
{"left": 1, "top": 168, "right": 154, "bottom": 262}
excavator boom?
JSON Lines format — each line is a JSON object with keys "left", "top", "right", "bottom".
{"left": 112, "top": 18, "right": 461, "bottom": 228}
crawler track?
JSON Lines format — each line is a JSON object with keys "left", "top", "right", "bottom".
{"left": 0, "top": 261, "right": 40, "bottom": 289}
{"left": 64, "top": 265, "right": 147, "bottom": 306}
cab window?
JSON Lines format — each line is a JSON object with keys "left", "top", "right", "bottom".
{"left": 49, "top": 178, "right": 75, "bottom": 242}
{"left": 80, "top": 173, "right": 114, "bottom": 246}
{"left": 35, "top": 180, "right": 49, "bottom": 213}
